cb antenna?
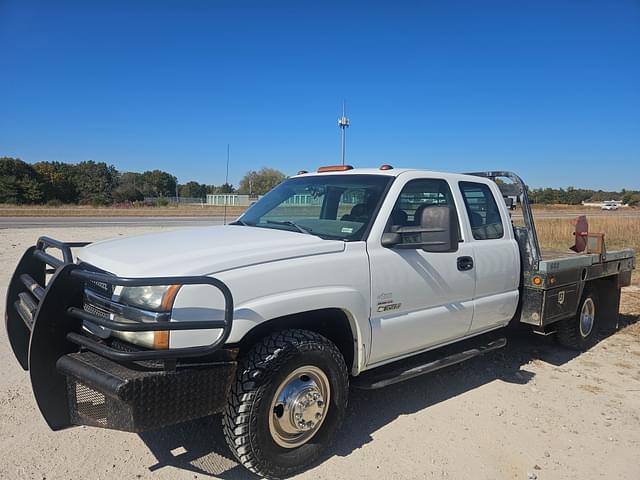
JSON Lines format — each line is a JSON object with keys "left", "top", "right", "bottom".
{"left": 223, "top": 143, "right": 230, "bottom": 225}
{"left": 338, "top": 100, "right": 350, "bottom": 165}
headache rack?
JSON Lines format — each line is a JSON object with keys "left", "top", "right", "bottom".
{"left": 6, "top": 236, "right": 234, "bottom": 371}
{"left": 466, "top": 170, "right": 542, "bottom": 271}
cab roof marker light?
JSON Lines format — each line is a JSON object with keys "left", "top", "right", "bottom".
{"left": 317, "top": 165, "right": 354, "bottom": 173}
{"left": 297, "top": 170, "right": 309, "bottom": 175}
{"left": 379, "top": 164, "right": 394, "bottom": 170}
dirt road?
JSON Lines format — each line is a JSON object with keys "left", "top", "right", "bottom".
{"left": 1, "top": 226, "right": 639, "bottom": 480}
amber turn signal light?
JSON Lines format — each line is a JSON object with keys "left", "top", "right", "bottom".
{"left": 317, "top": 165, "right": 354, "bottom": 173}
{"left": 154, "top": 285, "right": 182, "bottom": 349}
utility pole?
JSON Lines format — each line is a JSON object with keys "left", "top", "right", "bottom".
{"left": 223, "top": 144, "right": 230, "bottom": 225}
{"left": 338, "top": 100, "right": 350, "bottom": 165}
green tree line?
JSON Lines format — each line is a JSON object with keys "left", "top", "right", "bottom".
{"left": 0, "top": 157, "right": 286, "bottom": 205}
{"left": 528, "top": 186, "right": 640, "bottom": 206}
{"left": 3, "top": 156, "right": 636, "bottom": 206}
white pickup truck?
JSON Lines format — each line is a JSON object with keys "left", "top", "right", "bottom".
{"left": 5, "top": 166, "right": 635, "bottom": 479}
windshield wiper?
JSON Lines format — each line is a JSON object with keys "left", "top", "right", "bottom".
{"left": 265, "top": 220, "right": 315, "bottom": 236}
{"left": 230, "top": 219, "right": 252, "bottom": 226}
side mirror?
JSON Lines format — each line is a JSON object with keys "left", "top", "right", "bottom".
{"left": 417, "top": 205, "right": 459, "bottom": 252}
{"left": 382, "top": 205, "right": 459, "bottom": 253}
{"left": 381, "top": 232, "right": 401, "bottom": 247}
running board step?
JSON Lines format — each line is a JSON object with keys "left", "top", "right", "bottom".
{"left": 352, "top": 335, "right": 507, "bottom": 390}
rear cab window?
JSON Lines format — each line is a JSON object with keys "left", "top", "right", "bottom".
{"left": 458, "top": 181, "right": 504, "bottom": 240}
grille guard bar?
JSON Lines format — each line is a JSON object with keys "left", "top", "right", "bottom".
{"left": 8, "top": 236, "right": 235, "bottom": 364}
{"left": 5, "top": 236, "right": 235, "bottom": 430}
{"left": 66, "top": 269, "right": 234, "bottom": 361}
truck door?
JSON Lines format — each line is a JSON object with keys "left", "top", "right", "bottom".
{"left": 366, "top": 177, "right": 475, "bottom": 365}
{"left": 457, "top": 180, "right": 520, "bottom": 333}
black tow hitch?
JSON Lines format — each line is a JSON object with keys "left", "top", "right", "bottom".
{"left": 5, "top": 236, "right": 236, "bottom": 432}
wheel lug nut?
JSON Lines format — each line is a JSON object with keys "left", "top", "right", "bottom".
{"left": 317, "top": 400, "right": 324, "bottom": 407}
{"left": 315, "top": 412, "right": 322, "bottom": 419}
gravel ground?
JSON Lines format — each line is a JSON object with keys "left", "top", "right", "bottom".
{"left": 1, "top": 226, "right": 639, "bottom": 480}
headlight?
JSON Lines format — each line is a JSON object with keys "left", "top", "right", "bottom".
{"left": 111, "top": 284, "right": 181, "bottom": 349}
{"left": 117, "top": 285, "right": 181, "bottom": 311}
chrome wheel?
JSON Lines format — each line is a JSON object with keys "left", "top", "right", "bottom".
{"left": 268, "top": 365, "right": 330, "bottom": 448}
{"left": 579, "top": 297, "right": 595, "bottom": 337}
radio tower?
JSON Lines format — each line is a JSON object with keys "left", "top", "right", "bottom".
{"left": 338, "top": 100, "right": 350, "bottom": 165}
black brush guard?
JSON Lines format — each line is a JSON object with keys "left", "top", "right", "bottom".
{"left": 5, "top": 237, "right": 236, "bottom": 432}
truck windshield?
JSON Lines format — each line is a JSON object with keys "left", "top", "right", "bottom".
{"left": 237, "top": 174, "right": 393, "bottom": 240}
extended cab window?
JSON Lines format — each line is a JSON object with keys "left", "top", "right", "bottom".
{"left": 459, "top": 181, "right": 504, "bottom": 240}
{"left": 387, "top": 178, "right": 455, "bottom": 228}
{"left": 239, "top": 174, "right": 392, "bottom": 240}
{"left": 387, "top": 179, "right": 461, "bottom": 243}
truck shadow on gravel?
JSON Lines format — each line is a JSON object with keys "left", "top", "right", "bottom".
{"left": 139, "top": 314, "right": 638, "bottom": 479}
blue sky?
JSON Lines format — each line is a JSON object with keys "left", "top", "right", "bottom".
{"left": 1, "top": 1, "right": 638, "bottom": 190}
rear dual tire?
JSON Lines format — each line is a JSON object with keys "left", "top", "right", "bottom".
{"left": 222, "top": 329, "right": 348, "bottom": 479}
{"left": 556, "top": 289, "right": 599, "bottom": 351}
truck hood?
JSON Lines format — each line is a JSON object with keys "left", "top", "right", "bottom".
{"left": 77, "top": 225, "right": 345, "bottom": 277}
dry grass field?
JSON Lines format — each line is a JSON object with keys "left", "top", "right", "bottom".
{"left": 533, "top": 216, "right": 640, "bottom": 285}
{"left": 535, "top": 216, "right": 640, "bottom": 250}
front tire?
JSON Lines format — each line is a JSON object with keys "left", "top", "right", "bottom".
{"left": 556, "top": 288, "right": 599, "bottom": 351}
{"left": 222, "top": 329, "right": 348, "bottom": 479}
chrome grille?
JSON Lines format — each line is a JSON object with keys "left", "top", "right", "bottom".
{"left": 85, "top": 278, "right": 113, "bottom": 297}
{"left": 82, "top": 289, "right": 113, "bottom": 338}
{"left": 83, "top": 301, "right": 110, "bottom": 319}
{"left": 78, "top": 262, "right": 114, "bottom": 297}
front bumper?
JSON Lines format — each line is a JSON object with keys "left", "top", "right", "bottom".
{"left": 5, "top": 236, "right": 236, "bottom": 432}
{"left": 58, "top": 351, "right": 235, "bottom": 432}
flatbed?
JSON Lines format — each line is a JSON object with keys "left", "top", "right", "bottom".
{"left": 469, "top": 171, "right": 635, "bottom": 335}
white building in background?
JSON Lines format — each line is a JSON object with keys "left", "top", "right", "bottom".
{"left": 206, "top": 194, "right": 257, "bottom": 206}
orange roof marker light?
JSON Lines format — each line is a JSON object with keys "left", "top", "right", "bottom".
{"left": 379, "top": 164, "right": 394, "bottom": 170}
{"left": 317, "top": 165, "right": 354, "bottom": 173}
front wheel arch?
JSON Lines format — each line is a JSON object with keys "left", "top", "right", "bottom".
{"left": 235, "top": 308, "right": 358, "bottom": 374}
